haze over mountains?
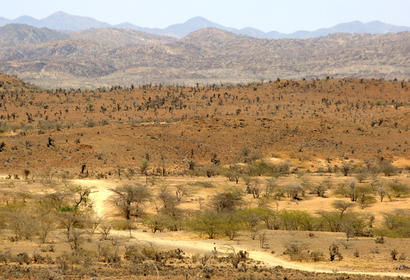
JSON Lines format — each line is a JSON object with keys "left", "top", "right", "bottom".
{"left": 0, "top": 22, "right": 408, "bottom": 88}
{"left": 1, "top": 11, "right": 410, "bottom": 39}
{"left": 0, "top": 11, "right": 409, "bottom": 88}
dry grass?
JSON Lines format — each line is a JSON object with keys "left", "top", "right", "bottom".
{"left": 0, "top": 74, "right": 409, "bottom": 278}
{"left": 0, "top": 76, "right": 409, "bottom": 174}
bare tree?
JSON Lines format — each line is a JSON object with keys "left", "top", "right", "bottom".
{"left": 175, "top": 185, "right": 189, "bottom": 202}
{"left": 110, "top": 185, "right": 152, "bottom": 219}
{"left": 56, "top": 210, "right": 84, "bottom": 242}
{"left": 341, "top": 161, "right": 352, "bottom": 176}
{"left": 100, "top": 222, "right": 112, "bottom": 240}
{"left": 157, "top": 186, "right": 181, "bottom": 218}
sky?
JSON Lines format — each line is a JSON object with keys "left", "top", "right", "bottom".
{"left": 1, "top": 0, "right": 410, "bottom": 33}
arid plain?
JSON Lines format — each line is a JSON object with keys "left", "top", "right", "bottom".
{"left": 0, "top": 73, "right": 409, "bottom": 279}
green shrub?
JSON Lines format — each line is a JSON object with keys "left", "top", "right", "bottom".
{"left": 219, "top": 212, "right": 245, "bottom": 240}
{"left": 189, "top": 210, "right": 245, "bottom": 240}
{"left": 355, "top": 185, "right": 377, "bottom": 208}
{"left": 317, "top": 211, "right": 343, "bottom": 232}
{"left": 246, "top": 208, "right": 278, "bottom": 230}
{"left": 189, "top": 211, "right": 224, "bottom": 239}
{"left": 340, "top": 212, "right": 369, "bottom": 238}
{"left": 143, "top": 214, "right": 184, "bottom": 232}
{"left": 278, "top": 210, "right": 315, "bottom": 231}
{"left": 317, "top": 210, "right": 368, "bottom": 237}
{"left": 187, "top": 165, "right": 224, "bottom": 177}
{"left": 246, "top": 160, "right": 290, "bottom": 177}
{"left": 388, "top": 183, "right": 410, "bottom": 198}
{"left": 375, "top": 210, "right": 410, "bottom": 238}
{"left": 238, "top": 209, "right": 263, "bottom": 238}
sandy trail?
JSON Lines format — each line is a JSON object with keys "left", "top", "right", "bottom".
{"left": 111, "top": 230, "right": 410, "bottom": 278}
{"left": 73, "top": 179, "right": 410, "bottom": 278}
{"left": 72, "top": 179, "right": 117, "bottom": 218}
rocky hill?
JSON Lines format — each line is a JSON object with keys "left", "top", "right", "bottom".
{"left": 71, "top": 28, "right": 176, "bottom": 47}
{"left": 0, "top": 24, "right": 69, "bottom": 46}
{"left": 0, "top": 25, "right": 408, "bottom": 88}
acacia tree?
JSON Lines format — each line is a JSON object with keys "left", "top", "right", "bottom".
{"left": 332, "top": 200, "right": 355, "bottom": 219}
{"left": 110, "top": 185, "right": 152, "bottom": 220}
{"left": 189, "top": 211, "right": 222, "bottom": 239}
{"left": 356, "top": 185, "right": 377, "bottom": 208}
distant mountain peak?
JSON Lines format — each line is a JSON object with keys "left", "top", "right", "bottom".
{"left": 15, "top": 15, "right": 37, "bottom": 21}
{"left": 185, "top": 16, "right": 214, "bottom": 24}
{"left": 0, "top": 12, "right": 409, "bottom": 38}
{"left": 45, "top": 11, "right": 65, "bottom": 17}
{"left": 51, "top": 11, "right": 70, "bottom": 16}
{"left": 45, "top": 11, "right": 90, "bottom": 20}
{"left": 38, "top": 11, "right": 110, "bottom": 31}
{"left": 187, "top": 16, "right": 207, "bottom": 21}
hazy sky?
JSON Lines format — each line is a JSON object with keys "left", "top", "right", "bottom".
{"left": 2, "top": 0, "right": 410, "bottom": 33}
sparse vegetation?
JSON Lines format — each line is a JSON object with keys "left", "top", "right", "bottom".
{"left": 0, "top": 73, "right": 408, "bottom": 278}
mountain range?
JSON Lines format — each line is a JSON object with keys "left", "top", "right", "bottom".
{"left": 0, "top": 11, "right": 409, "bottom": 39}
{"left": 0, "top": 23, "right": 408, "bottom": 88}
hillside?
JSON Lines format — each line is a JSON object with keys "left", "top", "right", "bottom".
{"left": 1, "top": 9, "right": 410, "bottom": 280}
{"left": 71, "top": 27, "right": 176, "bottom": 47}
{"left": 0, "top": 27, "right": 408, "bottom": 88}
{"left": 1, "top": 11, "right": 110, "bottom": 31}
{"left": 0, "top": 74, "right": 408, "bottom": 173}
{"left": 0, "top": 24, "right": 69, "bottom": 46}
{"left": 0, "top": 76, "right": 409, "bottom": 279}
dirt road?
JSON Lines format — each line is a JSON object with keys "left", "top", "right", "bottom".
{"left": 110, "top": 230, "right": 409, "bottom": 278}
{"left": 74, "top": 179, "right": 410, "bottom": 278}
{"left": 72, "top": 179, "right": 117, "bottom": 217}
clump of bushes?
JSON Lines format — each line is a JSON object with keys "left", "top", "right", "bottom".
{"left": 375, "top": 210, "right": 410, "bottom": 238}
{"left": 283, "top": 241, "right": 324, "bottom": 262}
{"left": 245, "top": 160, "right": 290, "bottom": 177}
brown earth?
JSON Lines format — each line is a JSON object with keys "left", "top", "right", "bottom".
{"left": 0, "top": 75, "right": 409, "bottom": 175}
{"left": 0, "top": 25, "right": 409, "bottom": 88}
